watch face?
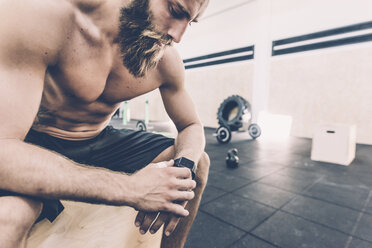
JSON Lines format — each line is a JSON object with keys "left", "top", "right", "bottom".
{"left": 175, "top": 157, "right": 195, "bottom": 169}
{"left": 174, "top": 157, "right": 196, "bottom": 179}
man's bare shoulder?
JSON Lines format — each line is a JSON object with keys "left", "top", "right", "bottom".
{"left": 0, "top": 0, "right": 75, "bottom": 65}
{"left": 157, "top": 46, "right": 186, "bottom": 88}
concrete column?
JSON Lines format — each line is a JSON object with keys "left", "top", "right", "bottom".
{"left": 251, "top": 0, "right": 272, "bottom": 123}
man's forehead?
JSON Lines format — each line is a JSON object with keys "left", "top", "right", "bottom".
{"left": 178, "top": 0, "right": 209, "bottom": 21}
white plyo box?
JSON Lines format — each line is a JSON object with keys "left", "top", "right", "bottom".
{"left": 311, "top": 124, "right": 356, "bottom": 166}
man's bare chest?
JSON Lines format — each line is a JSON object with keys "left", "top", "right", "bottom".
{"left": 46, "top": 44, "right": 162, "bottom": 105}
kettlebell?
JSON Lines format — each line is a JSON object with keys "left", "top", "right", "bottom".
{"left": 226, "top": 148, "right": 239, "bottom": 168}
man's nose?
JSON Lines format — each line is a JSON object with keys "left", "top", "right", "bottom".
{"left": 167, "top": 20, "right": 188, "bottom": 43}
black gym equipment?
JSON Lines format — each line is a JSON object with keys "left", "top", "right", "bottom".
{"left": 248, "top": 123, "right": 261, "bottom": 138}
{"left": 136, "top": 120, "right": 147, "bottom": 131}
{"left": 226, "top": 148, "right": 239, "bottom": 168}
{"left": 216, "top": 125, "right": 231, "bottom": 144}
{"left": 215, "top": 95, "right": 261, "bottom": 144}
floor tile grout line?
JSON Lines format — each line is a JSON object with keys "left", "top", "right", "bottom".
{"left": 224, "top": 233, "right": 254, "bottom": 248}
{"left": 257, "top": 180, "right": 372, "bottom": 217}
{"left": 225, "top": 166, "right": 288, "bottom": 192}
{"left": 224, "top": 232, "right": 283, "bottom": 248}
{"left": 297, "top": 192, "right": 372, "bottom": 217}
{"left": 260, "top": 182, "right": 312, "bottom": 194}
{"left": 225, "top": 232, "right": 251, "bottom": 247}
{"left": 243, "top": 157, "right": 299, "bottom": 170}
{"left": 246, "top": 200, "right": 290, "bottom": 234}
{"left": 253, "top": 156, "right": 372, "bottom": 179}
{"left": 257, "top": 180, "right": 319, "bottom": 198}
{"left": 254, "top": 159, "right": 304, "bottom": 169}
{"left": 211, "top": 159, "right": 332, "bottom": 184}
{"left": 248, "top": 176, "right": 324, "bottom": 234}
{"left": 198, "top": 208, "right": 299, "bottom": 248}
{"left": 247, "top": 233, "right": 284, "bottom": 248}
{"left": 237, "top": 166, "right": 288, "bottom": 181}
{"left": 200, "top": 191, "right": 232, "bottom": 207}
{"left": 209, "top": 162, "right": 286, "bottom": 181}
{"left": 279, "top": 209, "right": 372, "bottom": 244}
{"left": 201, "top": 167, "right": 286, "bottom": 206}
{"left": 250, "top": 176, "right": 320, "bottom": 194}
{"left": 200, "top": 180, "right": 255, "bottom": 206}
{"left": 202, "top": 182, "right": 292, "bottom": 213}
{"left": 246, "top": 233, "right": 284, "bottom": 248}
{"left": 344, "top": 188, "right": 372, "bottom": 248}
{"left": 229, "top": 190, "right": 298, "bottom": 211}
{"left": 262, "top": 159, "right": 372, "bottom": 182}
{"left": 198, "top": 209, "right": 251, "bottom": 233}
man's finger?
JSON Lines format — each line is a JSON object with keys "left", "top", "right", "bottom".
{"left": 164, "top": 215, "right": 182, "bottom": 236}
{"left": 168, "top": 167, "right": 192, "bottom": 179}
{"left": 139, "top": 212, "right": 159, "bottom": 234}
{"left": 135, "top": 211, "right": 146, "bottom": 227}
{"left": 176, "top": 179, "right": 197, "bottom": 191}
{"left": 163, "top": 201, "right": 188, "bottom": 236}
{"left": 170, "top": 190, "right": 195, "bottom": 202}
{"left": 164, "top": 203, "right": 189, "bottom": 217}
{"left": 149, "top": 212, "right": 169, "bottom": 234}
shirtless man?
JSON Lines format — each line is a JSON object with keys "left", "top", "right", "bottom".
{"left": 0, "top": 0, "right": 210, "bottom": 247}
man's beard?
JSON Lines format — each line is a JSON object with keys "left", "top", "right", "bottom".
{"left": 118, "top": 0, "right": 173, "bottom": 78}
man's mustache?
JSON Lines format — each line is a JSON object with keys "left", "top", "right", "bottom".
{"left": 142, "top": 29, "right": 173, "bottom": 46}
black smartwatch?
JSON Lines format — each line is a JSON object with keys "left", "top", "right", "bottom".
{"left": 174, "top": 157, "right": 196, "bottom": 180}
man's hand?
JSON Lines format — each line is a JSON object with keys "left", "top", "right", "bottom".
{"left": 135, "top": 201, "right": 187, "bottom": 236}
{"left": 127, "top": 160, "right": 196, "bottom": 217}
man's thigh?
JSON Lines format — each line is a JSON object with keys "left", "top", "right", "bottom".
{"left": 83, "top": 126, "right": 175, "bottom": 173}
{"left": 25, "top": 126, "right": 175, "bottom": 173}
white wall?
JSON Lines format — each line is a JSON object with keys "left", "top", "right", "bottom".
{"left": 177, "top": 0, "right": 261, "bottom": 58}
{"left": 270, "top": 0, "right": 372, "bottom": 40}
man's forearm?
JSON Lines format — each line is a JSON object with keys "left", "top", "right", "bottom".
{"left": 174, "top": 123, "right": 205, "bottom": 165}
{"left": 0, "top": 139, "right": 132, "bottom": 206}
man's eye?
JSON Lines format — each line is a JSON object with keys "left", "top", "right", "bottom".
{"left": 189, "top": 20, "right": 198, "bottom": 26}
{"left": 169, "top": 5, "right": 184, "bottom": 19}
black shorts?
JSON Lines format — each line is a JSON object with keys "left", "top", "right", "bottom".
{"left": 0, "top": 126, "right": 174, "bottom": 222}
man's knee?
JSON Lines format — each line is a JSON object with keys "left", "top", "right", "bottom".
{"left": 0, "top": 196, "right": 43, "bottom": 239}
{"left": 195, "top": 152, "right": 210, "bottom": 187}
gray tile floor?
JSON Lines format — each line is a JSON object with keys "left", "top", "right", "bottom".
{"left": 185, "top": 128, "right": 372, "bottom": 248}
{"left": 110, "top": 119, "right": 372, "bottom": 248}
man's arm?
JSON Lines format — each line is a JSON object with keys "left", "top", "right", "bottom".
{"left": 0, "top": 2, "right": 194, "bottom": 217}
{"left": 159, "top": 48, "right": 206, "bottom": 165}
{"left": 134, "top": 47, "right": 206, "bottom": 236}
